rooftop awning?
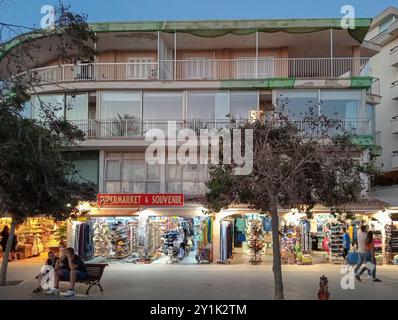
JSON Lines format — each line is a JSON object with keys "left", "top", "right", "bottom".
{"left": 0, "top": 18, "right": 373, "bottom": 61}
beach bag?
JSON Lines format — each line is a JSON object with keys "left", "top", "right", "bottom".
{"left": 347, "top": 251, "right": 359, "bottom": 265}
{"left": 301, "top": 254, "right": 312, "bottom": 265}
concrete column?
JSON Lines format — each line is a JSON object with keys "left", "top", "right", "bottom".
{"left": 98, "top": 150, "right": 105, "bottom": 193}
{"left": 352, "top": 46, "right": 361, "bottom": 76}
{"left": 212, "top": 213, "right": 221, "bottom": 262}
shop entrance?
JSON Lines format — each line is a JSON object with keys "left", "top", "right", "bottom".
{"left": 0, "top": 217, "right": 64, "bottom": 261}
{"left": 74, "top": 209, "right": 214, "bottom": 265}
{"left": 218, "top": 213, "right": 272, "bottom": 265}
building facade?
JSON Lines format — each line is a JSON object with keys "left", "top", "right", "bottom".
{"left": 366, "top": 7, "right": 398, "bottom": 172}
{"left": 2, "top": 18, "right": 391, "bottom": 265}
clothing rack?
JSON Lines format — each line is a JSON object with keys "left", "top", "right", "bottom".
{"left": 218, "top": 219, "right": 234, "bottom": 264}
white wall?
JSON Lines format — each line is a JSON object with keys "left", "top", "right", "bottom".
{"left": 369, "top": 38, "right": 398, "bottom": 171}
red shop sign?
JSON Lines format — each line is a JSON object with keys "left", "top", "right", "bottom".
{"left": 97, "top": 193, "right": 184, "bottom": 207}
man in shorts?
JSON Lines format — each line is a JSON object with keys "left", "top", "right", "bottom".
{"left": 46, "top": 247, "right": 87, "bottom": 297}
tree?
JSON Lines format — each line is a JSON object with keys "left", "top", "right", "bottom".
{"left": 0, "top": 3, "right": 97, "bottom": 285}
{"left": 205, "top": 102, "right": 377, "bottom": 299}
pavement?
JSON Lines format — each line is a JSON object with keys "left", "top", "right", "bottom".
{"left": 0, "top": 254, "right": 397, "bottom": 300}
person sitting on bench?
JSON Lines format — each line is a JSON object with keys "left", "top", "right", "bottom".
{"left": 46, "top": 247, "right": 87, "bottom": 297}
{"left": 32, "top": 251, "right": 59, "bottom": 293}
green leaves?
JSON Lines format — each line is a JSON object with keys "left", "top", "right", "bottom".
{"left": 0, "top": 4, "right": 97, "bottom": 221}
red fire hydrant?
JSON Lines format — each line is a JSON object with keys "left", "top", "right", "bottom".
{"left": 318, "top": 275, "right": 330, "bottom": 300}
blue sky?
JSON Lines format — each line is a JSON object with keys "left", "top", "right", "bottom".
{"left": 0, "top": 0, "right": 397, "bottom": 40}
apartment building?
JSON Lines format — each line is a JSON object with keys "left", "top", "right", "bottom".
{"left": 366, "top": 7, "right": 398, "bottom": 172}
{"left": 0, "top": 19, "right": 386, "bottom": 264}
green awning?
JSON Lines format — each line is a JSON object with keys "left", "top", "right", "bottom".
{"left": 89, "top": 19, "right": 371, "bottom": 42}
{"left": 0, "top": 18, "right": 373, "bottom": 61}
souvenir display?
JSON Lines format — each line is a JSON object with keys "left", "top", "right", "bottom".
{"left": 194, "top": 217, "right": 213, "bottom": 263}
{"left": 328, "top": 222, "right": 344, "bottom": 263}
{"left": 9, "top": 218, "right": 62, "bottom": 260}
{"left": 246, "top": 219, "right": 264, "bottom": 264}
{"left": 93, "top": 220, "right": 112, "bottom": 257}
{"left": 109, "top": 221, "right": 131, "bottom": 259}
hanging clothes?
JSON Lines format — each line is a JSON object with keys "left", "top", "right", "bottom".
{"left": 207, "top": 218, "right": 212, "bottom": 243}
{"left": 69, "top": 221, "right": 94, "bottom": 260}
{"left": 66, "top": 220, "right": 74, "bottom": 248}
{"left": 235, "top": 218, "right": 246, "bottom": 232}
{"left": 299, "top": 220, "right": 311, "bottom": 253}
{"left": 262, "top": 216, "right": 272, "bottom": 232}
{"left": 234, "top": 224, "right": 242, "bottom": 248}
{"left": 220, "top": 220, "right": 233, "bottom": 262}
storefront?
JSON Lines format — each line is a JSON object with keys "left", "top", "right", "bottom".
{"left": 211, "top": 200, "right": 397, "bottom": 266}
{"left": 212, "top": 208, "right": 272, "bottom": 265}
{"left": 276, "top": 201, "right": 396, "bottom": 266}
{"left": 62, "top": 195, "right": 398, "bottom": 267}
{"left": 0, "top": 217, "right": 64, "bottom": 260}
{"left": 67, "top": 194, "right": 214, "bottom": 264}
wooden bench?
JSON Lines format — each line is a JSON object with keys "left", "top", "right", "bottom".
{"left": 80, "top": 263, "right": 108, "bottom": 295}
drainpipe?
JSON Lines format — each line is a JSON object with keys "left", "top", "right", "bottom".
{"left": 330, "top": 29, "right": 334, "bottom": 78}
{"left": 174, "top": 31, "right": 177, "bottom": 80}
{"left": 255, "top": 31, "right": 259, "bottom": 79}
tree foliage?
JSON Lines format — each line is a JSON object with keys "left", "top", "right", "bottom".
{"left": 0, "top": 2, "right": 97, "bottom": 284}
{"left": 205, "top": 102, "right": 379, "bottom": 299}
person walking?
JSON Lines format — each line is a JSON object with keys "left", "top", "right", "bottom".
{"left": 341, "top": 227, "right": 350, "bottom": 260}
{"left": 354, "top": 225, "right": 368, "bottom": 280}
{"left": 0, "top": 225, "right": 17, "bottom": 261}
{"left": 356, "top": 231, "right": 381, "bottom": 282}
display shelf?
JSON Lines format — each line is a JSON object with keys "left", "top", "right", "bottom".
{"left": 329, "top": 223, "right": 345, "bottom": 264}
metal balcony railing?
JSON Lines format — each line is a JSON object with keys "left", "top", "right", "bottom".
{"left": 27, "top": 62, "right": 159, "bottom": 82}
{"left": 367, "top": 78, "right": 381, "bottom": 96}
{"left": 21, "top": 57, "right": 370, "bottom": 83}
{"left": 68, "top": 118, "right": 373, "bottom": 139}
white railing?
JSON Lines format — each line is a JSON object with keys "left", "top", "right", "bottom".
{"left": 28, "top": 62, "right": 159, "bottom": 82}
{"left": 367, "top": 78, "right": 380, "bottom": 96}
{"left": 292, "top": 118, "right": 373, "bottom": 137}
{"left": 69, "top": 118, "right": 373, "bottom": 139}
{"left": 392, "top": 151, "right": 398, "bottom": 169}
{"left": 23, "top": 57, "right": 370, "bottom": 83}
{"left": 168, "top": 57, "right": 370, "bottom": 80}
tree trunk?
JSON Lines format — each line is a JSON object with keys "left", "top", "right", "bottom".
{"left": 270, "top": 200, "right": 284, "bottom": 300}
{"left": 0, "top": 219, "right": 17, "bottom": 286}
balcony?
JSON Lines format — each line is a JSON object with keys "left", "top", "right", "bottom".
{"left": 69, "top": 118, "right": 373, "bottom": 139}
{"left": 392, "top": 81, "right": 398, "bottom": 100}
{"left": 392, "top": 118, "right": 398, "bottom": 134}
{"left": 70, "top": 119, "right": 248, "bottom": 138}
{"left": 391, "top": 46, "right": 398, "bottom": 67}
{"left": 392, "top": 151, "right": 398, "bottom": 169}
{"left": 26, "top": 57, "right": 370, "bottom": 83}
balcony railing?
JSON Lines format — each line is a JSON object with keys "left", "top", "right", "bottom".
{"left": 367, "top": 78, "right": 381, "bottom": 96}
{"left": 24, "top": 57, "right": 370, "bottom": 83}
{"left": 69, "top": 119, "right": 373, "bottom": 139}
{"left": 392, "top": 151, "right": 398, "bottom": 169}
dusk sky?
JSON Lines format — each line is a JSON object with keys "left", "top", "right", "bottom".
{"left": 0, "top": 0, "right": 397, "bottom": 32}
